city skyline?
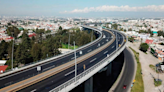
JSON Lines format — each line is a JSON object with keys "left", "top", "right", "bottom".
{"left": 0, "top": 0, "right": 164, "bottom": 17}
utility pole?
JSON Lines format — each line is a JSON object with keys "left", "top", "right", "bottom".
{"left": 116, "top": 31, "right": 118, "bottom": 51}
{"left": 12, "top": 32, "right": 14, "bottom": 70}
{"left": 68, "top": 32, "right": 70, "bottom": 49}
{"left": 74, "top": 41, "right": 77, "bottom": 82}
{"left": 91, "top": 30, "right": 93, "bottom": 42}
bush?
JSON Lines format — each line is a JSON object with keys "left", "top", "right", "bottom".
{"left": 128, "top": 37, "right": 134, "bottom": 43}
{"left": 154, "top": 79, "right": 162, "bottom": 87}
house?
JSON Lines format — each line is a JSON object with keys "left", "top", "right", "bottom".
{"left": 28, "top": 33, "right": 36, "bottom": 38}
{"left": 155, "top": 50, "right": 164, "bottom": 61}
{"left": 0, "top": 60, "right": 7, "bottom": 73}
{"left": 5, "top": 36, "right": 13, "bottom": 42}
{"left": 145, "top": 39, "right": 153, "bottom": 44}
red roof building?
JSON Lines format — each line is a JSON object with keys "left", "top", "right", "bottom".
{"left": 5, "top": 36, "right": 13, "bottom": 40}
{"left": 145, "top": 39, "right": 153, "bottom": 44}
{"left": 0, "top": 65, "right": 8, "bottom": 73}
{"left": 28, "top": 33, "right": 36, "bottom": 37}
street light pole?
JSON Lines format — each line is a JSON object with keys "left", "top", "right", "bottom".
{"left": 91, "top": 30, "right": 93, "bottom": 42}
{"left": 74, "top": 41, "right": 77, "bottom": 82}
{"left": 116, "top": 31, "right": 118, "bottom": 51}
{"left": 68, "top": 32, "right": 70, "bottom": 49}
{"left": 12, "top": 32, "right": 14, "bottom": 70}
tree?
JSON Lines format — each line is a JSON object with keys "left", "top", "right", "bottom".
{"left": 7, "top": 23, "right": 11, "bottom": 26}
{"left": 20, "top": 32, "right": 32, "bottom": 64}
{"left": 139, "top": 43, "right": 149, "bottom": 52}
{"left": 157, "top": 31, "right": 164, "bottom": 36}
{"left": 59, "top": 26, "right": 62, "bottom": 30}
{"left": 128, "top": 28, "right": 132, "bottom": 31}
{"left": 22, "top": 31, "right": 31, "bottom": 49}
{"left": 147, "top": 29, "right": 153, "bottom": 37}
{"left": 15, "top": 45, "right": 22, "bottom": 66}
{"left": 6, "top": 26, "right": 20, "bottom": 38}
{"left": 139, "top": 30, "right": 147, "bottom": 33}
{"left": 111, "top": 24, "right": 118, "bottom": 30}
{"left": 0, "top": 40, "right": 8, "bottom": 59}
{"left": 128, "top": 37, "right": 134, "bottom": 43}
{"left": 31, "top": 43, "right": 41, "bottom": 62}
{"left": 36, "top": 29, "right": 45, "bottom": 43}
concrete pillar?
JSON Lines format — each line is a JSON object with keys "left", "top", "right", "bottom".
{"left": 106, "top": 62, "right": 112, "bottom": 76}
{"left": 84, "top": 77, "right": 93, "bottom": 92}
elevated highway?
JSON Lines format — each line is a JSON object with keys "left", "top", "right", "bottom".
{"left": 0, "top": 26, "right": 127, "bottom": 92}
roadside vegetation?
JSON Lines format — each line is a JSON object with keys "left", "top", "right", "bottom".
{"left": 149, "top": 64, "right": 159, "bottom": 73}
{"left": 0, "top": 26, "right": 96, "bottom": 70}
{"left": 139, "top": 43, "right": 149, "bottom": 53}
{"left": 154, "top": 79, "right": 162, "bottom": 87}
{"left": 61, "top": 43, "right": 78, "bottom": 50}
{"left": 129, "top": 47, "right": 144, "bottom": 92}
{"left": 128, "top": 37, "right": 134, "bottom": 43}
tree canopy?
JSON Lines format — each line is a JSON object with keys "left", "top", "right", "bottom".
{"left": 111, "top": 24, "right": 118, "bottom": 30}
{"left": 139, "top": 43, "right": 149, "bottom": 52}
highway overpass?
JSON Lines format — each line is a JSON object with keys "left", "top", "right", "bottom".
{"left": 0, "top": 26, "right": 127, "bottom": 92}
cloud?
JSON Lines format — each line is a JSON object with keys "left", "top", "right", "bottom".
{"left": 61, "top": 5, "right": 164, "bottom": 13}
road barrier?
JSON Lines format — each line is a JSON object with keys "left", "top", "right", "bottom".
{"left": 50, "top": 30, "right": 127, "bottom": 92}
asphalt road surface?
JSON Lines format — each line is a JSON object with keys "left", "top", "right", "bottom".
{"left": 114, "top": 47, "right": 135, "bottom": 92}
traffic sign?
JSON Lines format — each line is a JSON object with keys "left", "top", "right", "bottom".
{"left": 37, "top": 66, "right": 41, "bottom": 71}
{"left": 83, "top": 64, "right": 86, "bottom": 70}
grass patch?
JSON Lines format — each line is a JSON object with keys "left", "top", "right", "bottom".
{"left": 62, "top": 43, "right": 78, "bottom": 50}
{"left": 154, "top": 79, "right": 162, "bottom": 87}
{"left": 149, "top": 64, "right": 159, "bottom": 73}
{"left": 129, "top": 47, "right": 144, "bottom": 92}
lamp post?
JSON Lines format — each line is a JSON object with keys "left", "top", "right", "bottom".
{"left": 74, "top": 41, "right": 77, "bottom": 82}
{"left": 91, "top": 30, "right": 93, "bottom": 42}
{"left": 68, "top": 32, "right": 70, "bottom": 49}
{"left": 12, "top": 32, "right": 14, "bottom": 70}
{"left": 116, "top": 31, "right": 118, "bottom": 51}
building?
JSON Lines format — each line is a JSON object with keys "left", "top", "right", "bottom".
{"left": 0, "top": 60, "right": 7, "bottom": 73}
{"left": 145, "top": 38, "right": 153, "bottom": 44}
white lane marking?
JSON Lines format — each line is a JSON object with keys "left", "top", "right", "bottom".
{"left": 0, "top": 52, "right": 75, "bottom": 80}
{"left": 87, "top": 49, "right": 92, "bottom": 52}
{"left": 43, "top": 65, "right": 55, "bottom": 71}
{"left": 112, "top": 46, "right": 115, "bottom": 48}
{"left": 104, "top": 51, "right": 108, "bottom": 54}
{"left": 97, "top": 43, "right": 100, "bottom": 47}
{"left": 5, "top": 81, "right": 13, "bottom": 86}
{"left": 90, "top": 58, "right": 97, "bottom": 63}
{"left": 65, "top": 70, "right": 75, "bottom": 76}
{"left": 71, "top": 57, "right": 75, "bottom": 60}
{"left": 31, "top": 89, "right": 37, "bottom": 92}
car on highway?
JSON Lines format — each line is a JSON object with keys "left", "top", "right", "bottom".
{"left": 123, "top": 85, "right": 127, "bottom": 89}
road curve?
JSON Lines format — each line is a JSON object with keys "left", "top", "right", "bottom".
{"left": 114, "top": 47, "right": 136, "bottom": 92}
{"left": 1, "top": 27, "right": 116, "bottom": 91}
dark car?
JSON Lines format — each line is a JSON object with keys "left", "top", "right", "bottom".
{"left": 123, "top": 85, "right": 127, "bottom": 89}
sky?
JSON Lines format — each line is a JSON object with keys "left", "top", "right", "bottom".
{"left": 0, "top": 0, "right": 164, "bottom": 18}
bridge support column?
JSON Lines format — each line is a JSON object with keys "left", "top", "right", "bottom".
{"left": 84, "top": 76, "right": 93, "bottom": 92}
{"left": 106, "top": 62, "right": 112, "bottom": 76}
